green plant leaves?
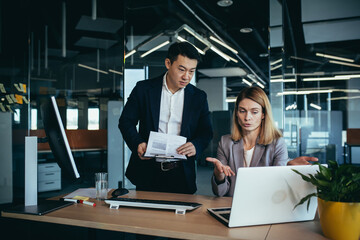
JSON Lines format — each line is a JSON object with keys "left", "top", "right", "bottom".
{"left": 293, "top": 193, "right": 317, "bottom": 211}
{"left": 318, "top": 164, "right": 332, "bottom": 181}
{"left": 292, "top": 160, "right": 360, "bottom": 209}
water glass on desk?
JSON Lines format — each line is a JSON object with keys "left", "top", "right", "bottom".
{"left": 95, "top": 172, "right": 108, "bottom": 200}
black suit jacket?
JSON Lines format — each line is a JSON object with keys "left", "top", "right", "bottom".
{"left": 118, "top": 75, "right": 213, "bottom": 193}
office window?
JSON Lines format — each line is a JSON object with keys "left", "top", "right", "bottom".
{"left": 31, "top": 109, "right": 37, "bottom": 130}
{"left": 14, "top": 109, "right": 20, "bottom": 124}
{"left": 88, "top": 108, "right": 99, "bottom": 130}
{"left": 66, "top": 108, "right": 78, "bottom": 130}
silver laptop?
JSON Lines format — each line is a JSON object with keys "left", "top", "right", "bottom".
{"left": 208, "top": 165, "right": 321, "bottom": 227}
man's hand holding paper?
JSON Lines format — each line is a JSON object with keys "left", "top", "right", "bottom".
{"left": 144, "top": 131, "right": 188, "bottom": 160}
{"left": 177, "top": 142, "right": 196, "bottom": 157}
{"left": 137, "top": 142, "right": 152, "bottom": 160}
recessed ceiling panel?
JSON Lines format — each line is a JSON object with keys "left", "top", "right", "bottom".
{"left": 74, "top": 37, "right": 118, "bottom": 49}
{"left": 198, "top": 67, "right": 247, "bottom": 77}
{"left": 76, "top": 15, "right": 124, "bottom": 33}
{"left": 303, "top": 19, "right": 360, "bottom": 44}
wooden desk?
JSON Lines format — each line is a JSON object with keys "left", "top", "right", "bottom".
{"left": 1, "top": 191, "right": 326, "bottom": 240}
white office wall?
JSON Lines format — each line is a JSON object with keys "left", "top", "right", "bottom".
{"left": 197, "top": 77, "right": 228, "bottom": 112}
{"left": 107, "top": 101, "right": 124, "bottom": 189}
{"left": 123, "top": 68, "right": 146, "bottom": 189}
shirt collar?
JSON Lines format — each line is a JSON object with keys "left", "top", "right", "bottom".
{"left": 162, "top": 72, "right": 185, "bottom": 95}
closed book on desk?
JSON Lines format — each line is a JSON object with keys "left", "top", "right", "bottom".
{"left": 3, "top": 200, "right": 73, "bottom": 216}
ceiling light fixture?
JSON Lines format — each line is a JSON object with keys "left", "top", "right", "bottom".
{"left": 183, "top": 26, "right": 209, "bottom": 46}
{"left": 177, "top": 36, "right": 205, "bottom": 55}
{"left": 228, "top": 56, "right": 238, "bottom": 63}
{"left": 256, "top": 81, "right": 265, "bottom": 88}
{"left": 327, "top": 96, "right": 360, "bottom": 101}
{"left": 335, "top": 74, "right": 360, "bottom": 78}
{"left": 316, "top": 53, "right": 354, "bottom": 63}
{"left": 277, "top": 89, "right": 333, "bottom": 96}
{"left": 140, "top": 40, "right": 170, "bottom": 58}
{"left": 329, "top": 60, "right": 360, "bottom": 68}
{"left": 124, "top": 49, "right": 136, "bottom": 59}
{"left": 301, "top": 90, "right": 333, "bottom": 94}
{"left": 242, "top": 79, "right": 252, "bottom": 86}
{"left": 310, "top": 103, "right": 322, "bottom": 110}
{"left": 303, "top": 76, "right": 351, "bottom": 81}
{"left": 210, "top": 46, "right": 230, "bottom": 61}
{"left": 217, "top": 0, "right": 233, "bottom": 7}
{"left": 270, "top": 64, "right": 282, "bottom": 71}
{"left": 240, "top": 28, "right": 253, "bottom": 33}
{"left": 247, "top": 74, "right": 264, "bottom": 88}
{"left": 331, "top": 89, "right": 360, "bottom": 93}
{"left": 290, "top": 56, "right": 323, "bottom": 64}
{"left": 78, "top": 64, "right": 108, "bottom": 74}
{"left": 270, "top": 58, "right": 282, "bottom": 66}
{"left": 226, "top": 97, "right": 236, "bottom": 103}
{"left": 109, "top": 69, "right": 123, "bottom": 75}
{"left": 209, "top": 36, "right": 238, "bottom": 54}
{"left": 270, "top": 78, "right": 296, "bottom": 83}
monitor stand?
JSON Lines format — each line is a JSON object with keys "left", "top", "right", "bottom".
{"left": 3, "top": 136, "right": 72, "bottom": 215}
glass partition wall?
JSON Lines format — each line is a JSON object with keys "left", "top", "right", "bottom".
{"left": 2, "top": 1, "right": 125, "bottom": 201}
{"left": 1, "top": 0, "right": 359, "bottom": 202}
{"left": 269, "top": 0, "right": 360, "bottom": 164}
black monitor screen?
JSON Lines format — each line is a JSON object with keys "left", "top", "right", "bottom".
{"left": 40, "top": 96, "right": 80, "bottom": 179}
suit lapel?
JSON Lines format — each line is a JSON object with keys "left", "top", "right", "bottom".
{"left": 250, "top": 143, "right": 265, "bottom": 167}
{"left": 149, "top": 77, "right": 162, "bottom": 131}
{"left": 180, "top": 85, "right": 194, "bottom": 136}
{"left": 232, "top": 140, "right": 244, "bottom": 169}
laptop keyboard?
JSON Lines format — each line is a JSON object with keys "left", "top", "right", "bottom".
{"left": 220, "top": 213, "right": 230, "bottom": 220}
{"left": 108, "top": 197, "right": 202, "bottom": 208}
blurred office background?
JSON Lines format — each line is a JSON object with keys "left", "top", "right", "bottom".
{"left": 0, "top": 0, "right": 359, "bottom": 204}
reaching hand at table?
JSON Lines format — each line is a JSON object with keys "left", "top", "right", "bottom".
{"left": 206, "top": 157, "right": 235, "bottom": 183}
{"left": 287, "top": 156, "right": 318, "bottom": 165}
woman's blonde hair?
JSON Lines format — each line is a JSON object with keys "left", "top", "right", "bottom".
{"left": 231, "top": 86, "right": 282, "bottom": 145}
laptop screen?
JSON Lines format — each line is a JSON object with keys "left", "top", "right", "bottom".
{"left": 208, "top": 165, "right": 321, "bottom": 228}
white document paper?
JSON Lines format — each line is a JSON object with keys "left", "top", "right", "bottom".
{"left": 144, "top": 131, "right": 187, "bottom": 160}
{"left": 64, "top": 188, "right": 110, "bottom": 199}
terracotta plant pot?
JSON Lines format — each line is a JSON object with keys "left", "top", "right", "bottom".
{"left": 317, "top": 198, "right": 360, "bottom": 240}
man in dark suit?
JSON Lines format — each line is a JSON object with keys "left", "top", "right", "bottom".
{"left": 119, "top": 42, "right": 213, "bottom": 194}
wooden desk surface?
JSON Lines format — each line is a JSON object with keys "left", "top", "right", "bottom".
{"left": 1, "top": 190, "right": 325, "bottom": 240}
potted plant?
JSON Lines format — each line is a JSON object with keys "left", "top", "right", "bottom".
{"left": 292, "top": 160, "right": 360, "bottom": 240}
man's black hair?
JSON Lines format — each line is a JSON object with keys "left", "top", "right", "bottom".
{"left": 166, "top": 42, "right": 201, "bottom": 63}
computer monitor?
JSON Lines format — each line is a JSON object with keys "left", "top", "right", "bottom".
{"left": 3, "top": 96, "right": 80, "bottom": 215}
{"left": 40, "top": 96, "right": 80, "bottom": 179}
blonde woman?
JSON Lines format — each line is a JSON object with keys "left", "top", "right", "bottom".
{"left": 206, "top": 87, "right": 317, "bottom": 197}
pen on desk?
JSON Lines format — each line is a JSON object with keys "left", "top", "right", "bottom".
{"left": 61, "top": 198, "right": 80, "bottom": 203}
{"left": 80, "top": 200, "right": 96, "bottom": 207}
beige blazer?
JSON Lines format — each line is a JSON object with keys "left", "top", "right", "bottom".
{"left": 211, "top": 134, "right": 289, "bottom": 197}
